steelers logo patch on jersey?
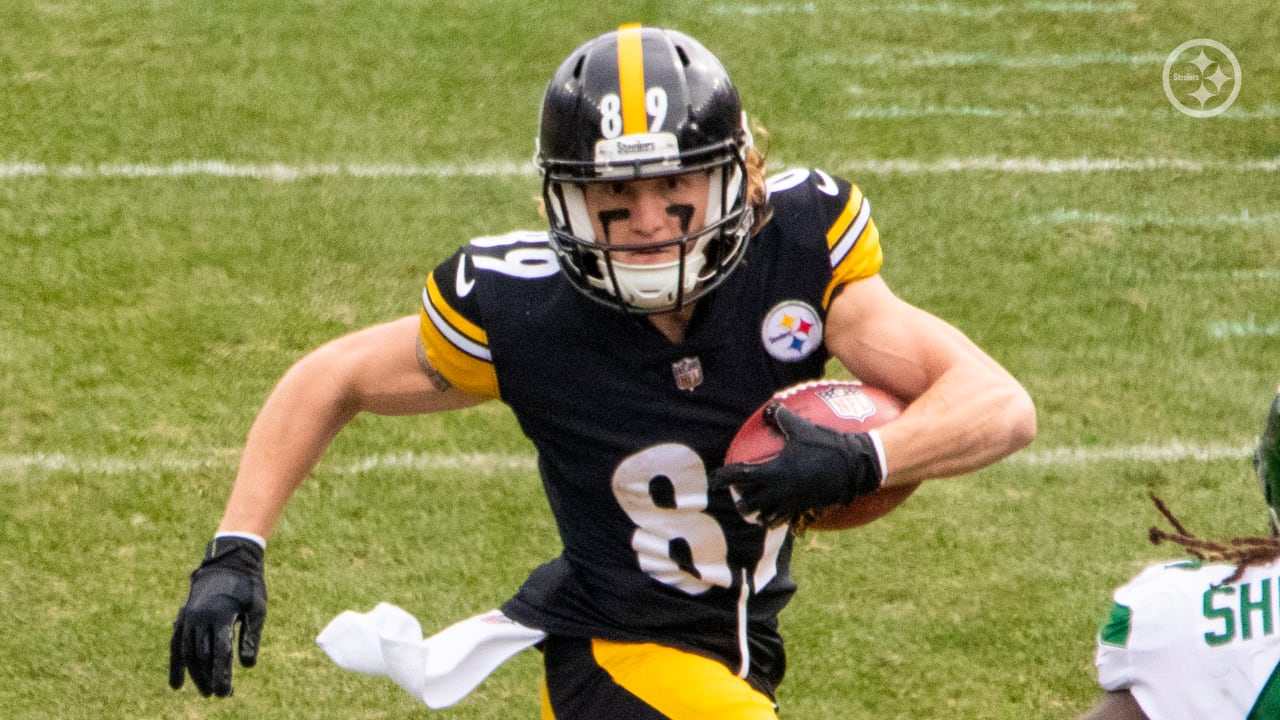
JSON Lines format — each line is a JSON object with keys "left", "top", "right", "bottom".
{"left": 761, "top": 300, "right": 823, "bottom": 361}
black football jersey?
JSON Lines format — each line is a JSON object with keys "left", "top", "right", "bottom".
{"left": 418, "top": 168, "right": 882, "bottom": 692}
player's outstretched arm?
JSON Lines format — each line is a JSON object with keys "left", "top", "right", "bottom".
{"left": 169, "top": 315, "right": 486, "bottom": 697}
{"left": 217, "top": 314, "right": 484, "bottom": 538}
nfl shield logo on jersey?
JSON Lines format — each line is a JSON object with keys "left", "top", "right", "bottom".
{"left": 671, "top": 357, "right": 704, "bottom": 391}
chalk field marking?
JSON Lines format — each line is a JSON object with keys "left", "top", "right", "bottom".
{"left": 709, "top": 2, "right": 1136, "bottom": 16}
{"left": 1208, "top": 318, "right": 1280, "bottom": 339}
{"left": 0, "top": 451, "right": 538, "bottom": 479}
{"left": 3, "top": 157, "right": 1278, "bottom": 182}
{"left": 0, "top": 160, "right": 534, "bottom": 181}
{"left": 830, "top": 157, "right": 1279, "bottom": 174}
{"left": 1015, "top": 443, "right": 1252, "bottom": 466}
{"left": 708, "top": 2, "right": 817, "bottom": 14}
{"left": 821, "top": 51, "right": 1167, "bottom": 69}
{"left": 1041, "top": 209, "right": 1280, "bottom": 228}
{"left": 0, "top": 443, "right": 1253, "bottom": 479}
{"left": 888, "top": 1, "right": 1137, "bottom": 15}
{"left": 848, "top": 104, "right": 1280, "bottom": 120}
{"left": 1042, "top": 210, "right": 1277, "bottom": 340}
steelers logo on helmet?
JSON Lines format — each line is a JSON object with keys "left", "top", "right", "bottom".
{"left": 761, "top": 300, "right": 823, "bottom": 361}
{"left": 536, "top": 23, "right": 755, "bottom": 315}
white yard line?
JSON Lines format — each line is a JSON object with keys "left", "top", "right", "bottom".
{"left": 0, "top": 451, "right": 537, "bottom": 478}
{"left": 2, "top": 156, "right": 1277, "bottom": 182}
{"left": 1207, "top": 319, "right": 1280, "bottom": 339}
{"left": 0, "top": 443, "right": 1253, "bottom": 479}
{"left": 710, "top": 2, "right": 1136, "bottom": 16}
{"left": 832, "top": 156, "right": 1280, "bottom": 174}
{"left": 1014, "top": 442, "right": 1253, "bottom": 466}
{"left": 889, "top": 1, "right": 1137, "bottom": 15}
{"left": 707, "top": 2, "right": 818, "bottom": 14}
{"left": 821, "top": 50, "right": 1166, "bottom": 68}
{"left": 1040, "top": 209, "right": 1280, "bottom": 227}
{"left": 0, "top": 160, "right": 532, "bottom": 181}
{"left": 847, "top": 104, "right": 1280, "bottom": 120}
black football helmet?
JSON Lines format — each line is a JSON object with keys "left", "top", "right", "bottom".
{"left": 536, "top": 24, "right": 754, "bottom": 314}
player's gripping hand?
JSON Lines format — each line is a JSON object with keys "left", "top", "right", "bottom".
{"left": 710, "top": 402, "right": 883, "bottom": 528}
{"left": 169, "top": 536, "right": 267, "bottom": 697}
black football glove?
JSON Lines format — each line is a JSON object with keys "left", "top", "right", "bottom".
{"left": 710, "top": 402, "right": 883, "bottom": 528}
{"left": 169, "top": 536, "right": 267, "bottom": 697}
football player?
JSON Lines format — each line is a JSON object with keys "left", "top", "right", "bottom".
{"left": 1079, "top": 389, "right": 1280, "bottom": 720}
{"left": 169, "top": 24, "right": 1036, "bottom": 718}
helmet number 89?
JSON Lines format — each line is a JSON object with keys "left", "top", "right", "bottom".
{"left": 599, "top": 88, "right": 669, "bottom": 139}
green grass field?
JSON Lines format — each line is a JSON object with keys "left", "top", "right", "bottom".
{"left": 3, "top": 1, "right": 1278, "bottom": 717}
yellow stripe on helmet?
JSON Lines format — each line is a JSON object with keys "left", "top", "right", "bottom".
{"left": 616, "top": 23, "right": 648, "bottom": 135}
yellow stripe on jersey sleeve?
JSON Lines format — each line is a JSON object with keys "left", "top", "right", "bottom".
{"left": 825, "top": 184, "right": 864, "bottom": 250}
{"left": 823, "top": 185, "right": 883, "bottom": 307}
{"left": 418, "top": 273, "right": 500, "bottom": 399}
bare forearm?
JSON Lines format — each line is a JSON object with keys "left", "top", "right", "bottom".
{"left": 217, "top": 352, "right": 359, "bottom": 538}
{"left": 211, "top": 316, "right": 483, "bottom": 539}
{"left": 876, "top": 362, "right": 1035, "bottom": 485}
{"left": 825, "top": 279, "right": 1037, "bottom": 485}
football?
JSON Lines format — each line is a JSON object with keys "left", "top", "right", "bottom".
{"left": 725, "top": 379, "right": 917, "bottom": 530}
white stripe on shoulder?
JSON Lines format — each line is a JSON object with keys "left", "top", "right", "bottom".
{"left": 422, "top": 288, "right": 492, "bottom": 362}
{"left": 830, "top": 196, "right": 871, "bottom": 268}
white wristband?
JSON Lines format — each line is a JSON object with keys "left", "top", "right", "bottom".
{"left": 866, "top": 429, "right": 889, "bottom": 482}
{"left": 215, "top": 530, "right": 267, "bottom": 550}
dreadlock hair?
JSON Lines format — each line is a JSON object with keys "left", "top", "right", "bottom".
{"left": 1147, "top": 493, "right": 1280, "bottom": 586}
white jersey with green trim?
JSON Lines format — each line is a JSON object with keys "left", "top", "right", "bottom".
{"left": 1095, "top": 557, "right": 1280, "bottom": 720}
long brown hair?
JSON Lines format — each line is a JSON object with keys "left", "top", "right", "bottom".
{"left": 1147, "top": 494, "right": 1280, "bottom": 585}
{"left": 743, "top": 140, "right": 772, "bottom": 234}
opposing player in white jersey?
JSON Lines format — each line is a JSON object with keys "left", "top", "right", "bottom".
{"left": 1080, "top": 389, "right": 1280, "bottom": 720}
